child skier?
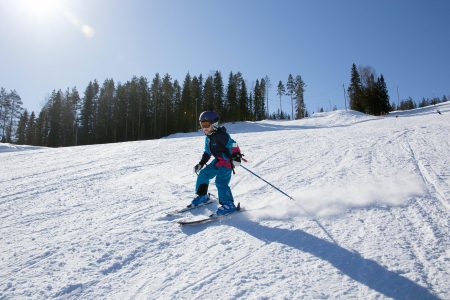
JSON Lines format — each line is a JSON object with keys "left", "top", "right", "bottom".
{"left": 190, "top": 111, "right": 242, "bottom": 215}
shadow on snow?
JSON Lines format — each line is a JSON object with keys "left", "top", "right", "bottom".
{"left": 182, "top": 218, "right": 438, "bottom": 300}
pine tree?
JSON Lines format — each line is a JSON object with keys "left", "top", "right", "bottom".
{"left": 213, "top": 71, "right": 224, "bottom": 118}
{"left": 233, "top": 72, "right": 244, "bottom": 121}
{"left": 191, "top": 75, "right": 203, "bottom": 130}
{"left": 295, "top": 75, "right": 306, "bottom": 119}
{"left": 36, "top": 108, "right": 49, "bottom": 146}
{"left": 137, "top": 76, "right": 150, "bottom": 139}
{"left": 203, "top": 76, "right": 214, "bottom": 111}
{"left": 173, "top": 79, "right": 182, "bottom": 132}
{"left": 376, "top": 74, "right": 390, "bottom": 114}
{"left": 111, "top": 83, "right": 127, "bottom": 142}
{"left": 67, "top": 87, "right": 81, "bottom": 145}
{"left": 47, "top": 90, "right": 65, "bottom": 147}
{"left": 348, "top": 64, "right": 364, "bottom": 113}
{"left": 161, "top": 74, "right": 174, "bottom": 136}
{"left": 277, "top": 81, "right": 285, "bottom": 116}
{"left": 238, "top": 79, "right": 249, "bottom": 121}
{"left": 26, "top": 111, "right": 37, "bottom": 145}
{"left": 225, "top": 72, "right": 237, "bottom": 122}
{"left": 180, "top": 73, "right": 193, "bottom": 132}
{"left": 263, "top": 76, "right": 271, "bottom": 118}
{"left": 248, "top": 92, "right": 254, "bottom": 120}
{"left": 128, "top": 77, "right": 140, "bottom": 140}
{"left": 365, "top": 73, "right": 377, "bottom": 115}
{"left": 16, "top": 110, "right": 29, "bottom": 145}
{"left": 286, "top": 74, "right": 295, "bottom": 119}
{"left": 80, "top": 80, "right": 99, "bottom": 144}
{"left": 253, "top": 79, "right": 265, "bottom": 121}
{"left": 96, "top": 79, "right": 115, "bottom": 143}
{"left": 0, "top": 87, "right": 10, "bottom": 142}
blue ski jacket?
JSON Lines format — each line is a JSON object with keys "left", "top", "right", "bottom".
{"left": 199, "top": 127, "right": 240, "bottom": 169}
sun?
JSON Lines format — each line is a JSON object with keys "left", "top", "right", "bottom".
{"left": 13, "top": 0, "right": 95, "bottom": 38}
{"left": 16, "top": 0, "right": 63, "bottom": 20}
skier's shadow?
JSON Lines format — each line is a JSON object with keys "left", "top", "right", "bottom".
{"left": 229, "top": 218, "right": 438, "bottom": 300}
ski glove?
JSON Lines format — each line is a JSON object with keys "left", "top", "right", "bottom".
{"left": 193, "top": 163, "right": 204, "bottom": 174}
{"left": 231, "top": 152, "right": 242, "bottom": 168}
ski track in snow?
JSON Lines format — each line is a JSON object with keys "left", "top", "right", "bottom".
{"left": 1, "top": 103, "right": 449, "bottom": 299}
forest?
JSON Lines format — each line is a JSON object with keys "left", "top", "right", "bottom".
{"left": 1, "top": 66, "right": 447, "bottom": 147}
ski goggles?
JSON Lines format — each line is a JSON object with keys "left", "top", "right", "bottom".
{"left": 200, "top": 121, "right": 212, "bottom": 128}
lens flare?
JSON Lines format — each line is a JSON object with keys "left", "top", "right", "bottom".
{"left": 14, "top": 0, "right": 95, "bottom": 38}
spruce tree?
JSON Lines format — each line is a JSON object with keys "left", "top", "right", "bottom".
{"left": 149, "top": 74, "right": 162, "bottom": 138}
{"left": 180, "top": 73, "right": 193, "bottom": 132}
{"left": 96, "top": 79, "right": 115, "bottom": 143}
{"left": 203, "top": 76, "right": 214, "bottom": 111}
{"left": 173, "top": 79, "right": 182, "bottom": 132}
{"left": 26, "top": 111, "right": 37, "bottom": 145}
{"left": 161, "top": 74, "right": 174, "bottom": 136}
{"left": 259, "top": 78, "right": 266, "bottom": 120}
{"left": 0, "top": 87, "right": 10, "bottom": 142}
{"left": 36, "top": 109, "right": 49, "bottom": 146}
{"left": 47, "top": 90, "right": 63, "bottom": 147}
{"left": 238, "top": 80, "right": 249, "bottom": 121}
{"left": 277, "top": 81, "right": 285, "bottom": 116}
{"left": 376, "top": 74, "right": 390, "bottom": 114}
{"left": 286, "top": 74, "right": 295, "bottom": 119}
{"left": 213, "top": 71, "right": 224, "bottom": 118}
{"left": 16, "top": 110, "right": 29, "bottom": 145}
{"left": 295, "top": 75, "right": 306, "bottom": 119}
{"left": 66, "top": 87, "right": 81, "bottom": 145}
{"left": 348, "top": 64, "right": 364, "bottom": 113}
{"left": 80, "top": 80, "right": 99, "bottom": 144}
{"left": 112, "top": 83, "right": 128, "bottom": 142}
{"left": 137, "top": 76, "right": 150, "bottom": 139}
{"left": 254, "top": 79, "right": 265, "bottom": 121}
{"left": 263, "top": 76, "right": 271, "bottom": 118}
{"left": 225, "top": 72, "right": 237, "bottom": 122}
{"left": 191, "top": 75, "right": 202, "bottom": 130}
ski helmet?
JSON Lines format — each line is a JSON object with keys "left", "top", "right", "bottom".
{"left": 199, "top": 111, "right": 219, "bottom": 130}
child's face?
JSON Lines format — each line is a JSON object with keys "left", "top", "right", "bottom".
{"left": 201, "top": 121, "right": 213, "bottom": 135}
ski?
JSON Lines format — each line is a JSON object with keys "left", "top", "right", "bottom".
{"left": 178, "top": 203, "right": 241, "bottom": 226}
{"left": 165, "top": 194, "right": 215, "bottom": 216}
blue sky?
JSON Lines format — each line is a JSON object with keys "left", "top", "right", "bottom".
{"left": 1, "top": 0, "right": 449, "bottom": 116}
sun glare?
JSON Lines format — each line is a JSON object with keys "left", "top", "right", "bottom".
{"left": 18, "top": 0, "right": 63, "bottom": 19}
{"left": 14, "top": 0, "right": 95, "bottom": 38}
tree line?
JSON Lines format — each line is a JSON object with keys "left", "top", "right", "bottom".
{"left": 4, "top": 71, "right": 306, "bottom": 147}
{"left": 393, "top": 95, "right": 448, "bottom": 111}
{"left": 4, "top": 65, "right": 446, "bottom": 147}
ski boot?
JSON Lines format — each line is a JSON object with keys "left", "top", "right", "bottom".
{"left": 216, "top": 201, "right": 237, "bottom": 216}
{"left": 190, "top": 194, "right": 210, "bottom": 207}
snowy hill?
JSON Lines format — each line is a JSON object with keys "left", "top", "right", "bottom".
{"left": 1, "top": 103, "right": 449, "bottom": 299}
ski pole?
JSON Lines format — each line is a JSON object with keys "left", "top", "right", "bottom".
{"left": 240, "top": 165, "right": 295, "bottom": 201}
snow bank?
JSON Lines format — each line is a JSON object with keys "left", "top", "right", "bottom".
{"left": 0, "top": 143, "right": 44, "bottom": 153}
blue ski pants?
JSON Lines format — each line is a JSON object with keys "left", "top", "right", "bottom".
{"left": 196, "top": 161, "right": 234, "bottom": 204}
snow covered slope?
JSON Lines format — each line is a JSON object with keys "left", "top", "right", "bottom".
{"left": 1, "top": 103, "right": 449, "bottom": 299}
